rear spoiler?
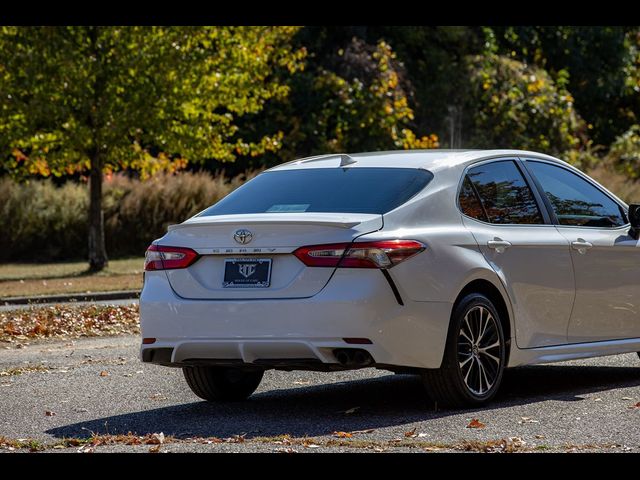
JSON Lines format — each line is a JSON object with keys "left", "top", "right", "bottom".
{"left": 167, "top": 213, "right": 381, "bottom": 231}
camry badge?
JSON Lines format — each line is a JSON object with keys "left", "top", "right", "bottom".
{"left": 233, "top": 229, "right": 253, "bottom": 245}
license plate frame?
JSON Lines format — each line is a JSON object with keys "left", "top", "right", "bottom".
{"left": 222, "top": 258, "right": 272, "bottom": 288}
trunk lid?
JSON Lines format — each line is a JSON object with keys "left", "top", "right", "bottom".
{"left": 159, "top": 212, "right": 382, "bottom": 299}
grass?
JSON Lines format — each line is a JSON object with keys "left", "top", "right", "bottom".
{"left": 0, "top": 257, "right": 143, "bottom": 299}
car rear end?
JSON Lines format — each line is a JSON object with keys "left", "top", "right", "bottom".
{"left": 140, "top": 159, "right": 450, "bottom": 371}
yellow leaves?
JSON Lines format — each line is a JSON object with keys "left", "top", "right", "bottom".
{"left": 398, "top": 129, "right": 439, "bottom": 150}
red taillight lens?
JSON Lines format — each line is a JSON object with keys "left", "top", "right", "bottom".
{"left": 144, "top": 244, "right": 199, "bottom": 271}
{"left": 293, "top": 240, "right": 425, "bottom": 269}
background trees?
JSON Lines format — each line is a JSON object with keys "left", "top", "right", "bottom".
{"left": 0, "top": 26, "right": 304, "bottom": 270}
{"left": 2, "top": 26, "right": 640, "bottom": 265}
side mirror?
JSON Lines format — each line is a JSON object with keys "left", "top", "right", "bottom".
{"left": 629, "top": 204, "right": 640, "bottom": 240}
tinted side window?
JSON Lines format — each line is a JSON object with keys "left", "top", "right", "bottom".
{"left": 459, "top": 176, "right": 488, "bottom": 222}
{"left": 465, "top": 160, "right": 543, "bottom": 224}
{"left": 527, "top": 161, "right": 626, "bottom": 228}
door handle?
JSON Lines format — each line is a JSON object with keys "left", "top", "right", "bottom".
{"left": 487, "top": 239, "right": 512, "bottom": 253}
{"left": 571, "top": 238, "right": 593, "bottom": 254}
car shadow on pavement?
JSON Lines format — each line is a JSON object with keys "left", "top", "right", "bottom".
{"left": 46, "top": 362, "right": 640, "bottom": 440}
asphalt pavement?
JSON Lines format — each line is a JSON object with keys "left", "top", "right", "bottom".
{"left": 1, "top": 334, "right": 640, "bottom": 453}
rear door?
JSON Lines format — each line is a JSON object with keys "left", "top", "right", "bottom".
{"left": 524, "top": 160, "right": 640, "bottom": 343}
{"left": 459, "top": 158, "right": 575, "bottom": 348}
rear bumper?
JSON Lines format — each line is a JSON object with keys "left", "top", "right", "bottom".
{"left": 139, "top": 269, "right": 453, "bottom": 369}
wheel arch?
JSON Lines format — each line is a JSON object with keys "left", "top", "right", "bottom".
{"left": 453, "top": 276, "right": 514, "bottom": 366}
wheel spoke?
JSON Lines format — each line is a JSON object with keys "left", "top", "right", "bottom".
{"left": 460, "top": 329, "right": 473, "bottom": 344}
{"left": 464, "top": 314, "right": 475, "bottom": 343}
{"left": 459, "top": 355, "right": 473, "bottom": 369}
{"left": 479, "top": 340, "right": 500, "bottom": 352}
{"left": 477, "top": 313, "right": 492, "bottom": 344}
{"left": 463, "top": 357, "right": 474, "bottom": 384}
{"left": 477, "top": 359, "right": 491, "bottom": 393}
{"left": 481, "top": 351, "right": 501, "bottom": 364}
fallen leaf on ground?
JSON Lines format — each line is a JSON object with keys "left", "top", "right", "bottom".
{"left": 275, "top": 447, "right": 297, "bottom": 453}
{"left": 594, "top": 398, "right": 603, "bottom": 402}
{"left": 519, "top": 416, "right": 539, "bottom": 424}
{"left": 148, "top": 445, "right": 161, "bottom": 453}
{"left": 99, "top": 371, "right": 109, "bottom": 377}
{"left": 45, "top": 410, "right": 56, "bottom": 416}
{"left": 622, "top": 397, "right": 633, "bottom": 401}
{"left": 53, "top": 445, "right": 65, "bottom": 449}
{"left": 628, "top": 402, "right": 640, "bottom": 409}
{"left": 333, "top": 431, "right": 353, "bottom": 438}
{"left": 147, "top": 433, "right": 165, "bottom": 445}
{"left": 404, "top": 427, "right": 417, "bottom": 438}
{"left": 466, "top": 418, "right": 486, "bottom": 429}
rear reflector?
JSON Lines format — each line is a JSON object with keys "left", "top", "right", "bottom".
{"left": 142, "top": 338, "right": 156, "bottom": 344}
{"left": 144, "top": 245, "right": 199, "bottom": 271}
{"left": 293, "top": 240, "right": 425, "bottom": 269}
{"left": 343, "top": 338, "right": 373, "bottom": 345}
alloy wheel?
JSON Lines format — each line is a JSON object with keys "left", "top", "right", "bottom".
{"left": 457, "top": 305, "right": 502, "bottom": 396}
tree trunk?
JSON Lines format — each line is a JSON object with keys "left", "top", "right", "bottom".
{"left": 88, "top": 153, "right": 108, "bottom": 272}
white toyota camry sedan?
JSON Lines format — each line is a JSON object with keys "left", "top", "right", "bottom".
{"left": 140, "top": 149, "right": 640, "bottom": 407}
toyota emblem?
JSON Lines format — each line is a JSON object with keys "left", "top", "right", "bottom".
{"left": 233, "top": 229, "right": 253, "bottom": 245}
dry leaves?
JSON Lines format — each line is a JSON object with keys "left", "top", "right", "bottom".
{"left": 44, "top": 410, "right": 56, "bottom": 417}
{"left": 332, "top": 429, "right": 374, "bottom": 438}
{"left": 223, "top": 434, "right": 246, "bottom": 443}
{"left": 147, "top": 432, "right": 165, "bottom": 445}
{"left": 466, "top": 418, "right": 486, "bottom": 429}
{"left": 628, "top": 402, "right": 640, "bottom": 410}
{"left": 518, "top": 416, "right": 539, "bottom": 424}
{"left": 404, "top": 427, "right": 417, "bottom": 438}
{"left": 0, "top": 305, "right": 140, "bottom": 343}
{"left": 99, "top": 371, "right": 109, "bottom": 377}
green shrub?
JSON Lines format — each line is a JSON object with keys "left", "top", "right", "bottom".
{"left": 0, "top": 171, "right": 255, "bottom": 262}
{"left": 464, "top": 54, "right": 587, "bottom": 160}
{"left": 607, "top": 125, "right": 640, "bottom": 180}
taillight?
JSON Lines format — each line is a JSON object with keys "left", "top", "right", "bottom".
{"left": 293, "top": 240, "right": 425, "bottom": 269}
{"left": 144, "top": 244, "right": 199, "bottom": 271}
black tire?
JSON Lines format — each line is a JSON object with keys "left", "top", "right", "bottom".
{"left": 182, "top": 366, "right": 264, "bottom": 402}
{"left": 421, "top": 293, "right": 506, "bottom": 408}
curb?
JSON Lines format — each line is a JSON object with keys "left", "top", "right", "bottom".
{"left": 1, "top": 290, "right": 140, "bottom": 306}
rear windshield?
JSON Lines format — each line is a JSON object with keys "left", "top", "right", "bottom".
{"left": 198, "top": 167, "right": 433, "bottom": 216}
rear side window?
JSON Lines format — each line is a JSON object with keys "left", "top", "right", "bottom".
{"left": 461, "top": 160, "right": 543, "bottom": 225}
{"left": 458, "top": 176, "right": 488, "bottom": 222}
{"left": 198, "top": 167, "right": 434, "bottom": 216}
{"left": 527, "top": 161, "right": 627, "bottom": 228}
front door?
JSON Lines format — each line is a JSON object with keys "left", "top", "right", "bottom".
{"left": 525, "top": 160, "right": 640, "bottom": 343}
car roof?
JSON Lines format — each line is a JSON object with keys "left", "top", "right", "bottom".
{"left": 268, "top": 149, "right": 566, "bottom": 173}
